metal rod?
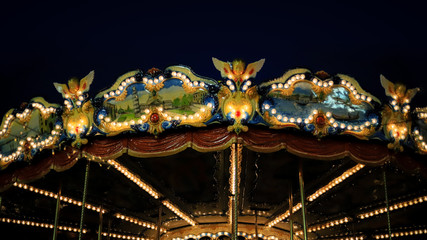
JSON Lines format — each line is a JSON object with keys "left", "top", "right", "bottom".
{"left": 383, "top": 168, "right": 392, "bottom": 240}
{"left": 289, "top": 182, "right": 294, "bottom": 240}
{"left": 218, "top": 150, "right": 226, "bottom": 211}
{"left": 79, "top": 161, "right": 91, "bottom": 240}
{"left": 0, "top": 195, "right": 2, "bottom": 215}
{"left": 107, "top": 217, "right": 112, "bottom": 240}
{"left": 157, "top": 204, "right": 162, "bottom": 240}
{"left": 299, "top": 160, "right": 308, "bottom": 240}
{"left": 53, "top": 183, "right": 62, "bottom": 240}
{"left": 98, "top": 206, "right": 103, "bottom": 240}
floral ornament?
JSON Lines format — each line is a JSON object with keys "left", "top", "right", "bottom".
{"left": 212, "top": 57, "right": 264, "bottom": 88}
{"left": 308, "top": 110, "right": 331, "bottom": 138}
{"left": 54, "top": 71, "right": 94, "bottom": 100}
{"left": 380, "top": 75, "right": 419, "bottom": 151}
{"left": 54, "top": 71, "right": 95, "bottom": 148}
{"left": 213, "top": 58, "right": 263, "bottom": 133}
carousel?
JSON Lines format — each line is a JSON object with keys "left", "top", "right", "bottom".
{"left": 0, "top": 58, "right": 426, "bottom": 240}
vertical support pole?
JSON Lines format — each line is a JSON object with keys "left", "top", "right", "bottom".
{"left": 157, "top": 204, "right": 162, "bottom": 240}
{"left": 0, "top": 195, "right": 2, "bottom": 215}
{"left": 79, "top": 161, "right": 91, "bottom": 240}
{"left": 53, "top": 183, "right": 62, "bottom": 240}
{"left": 107, "top": 217, "right": 112, "bottom": 240}
{"left": 218, "top": 150, "right": 226, "bottom": 211}
{"left": 289, "top": 183, "right": 294, "bottom": 240}
{"left": 299, "top": 160, "right": 308, "bottom": 240}
{"left": 98, "top": 206, "right": 103, "bottom": 240}
{"left": 229, "top": 140, "right": 242, "bottom": 240}
{"left": 383, "top": 168, "right": 392, "bottom": 240}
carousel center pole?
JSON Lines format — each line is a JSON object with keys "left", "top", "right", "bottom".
{"left": 53, "top": 182, "right": 62, "bottom": 240}
{"left": 383, "top": 168, "right": 392, "bottom": 240}
{"left": 79, "top": 160, "right": 91, "bottom": 240}
{"left": 230, "top": 139, "right": 242, "bottom": 240}
{"left": 299, "top": 160, "right": 308, "bottom": 240}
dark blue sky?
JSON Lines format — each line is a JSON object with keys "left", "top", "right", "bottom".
{"left": 1, "top": 1, "right": 426, "bottom": 115}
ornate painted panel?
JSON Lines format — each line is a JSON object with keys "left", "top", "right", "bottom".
{"left": 1, "top": 58, "right": 426, "bottom": 169}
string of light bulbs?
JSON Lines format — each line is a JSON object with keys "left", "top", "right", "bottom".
{"left": 267, "top": 164, "right": 364, "bottom": 227}
{"left": 0, "top": 217, "right": 87, "bottom": 234}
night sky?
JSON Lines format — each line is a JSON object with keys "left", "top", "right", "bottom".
{"left": 1, "top": 1, "right": 426, "bottom": 116}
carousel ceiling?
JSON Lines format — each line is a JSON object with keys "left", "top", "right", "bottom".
{"left": 0, "top": 58, "right": 427, "bottom": 240}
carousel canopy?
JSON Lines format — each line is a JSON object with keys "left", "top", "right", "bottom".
{"left": 0, "top": 58, "right": 426, "bottom": 240}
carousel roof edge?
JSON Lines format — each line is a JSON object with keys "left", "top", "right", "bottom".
{"left": 2, "top": 125, "right": 426, "bottom": 192}
{"left": 0, "top": 58, "right": 426, "bottom": 170}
